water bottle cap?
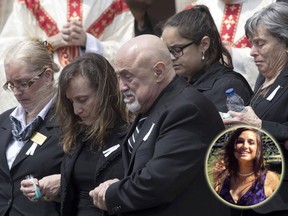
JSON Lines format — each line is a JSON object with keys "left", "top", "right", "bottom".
{"left": 225, "top": 88, "right": 235, "bottom": 96}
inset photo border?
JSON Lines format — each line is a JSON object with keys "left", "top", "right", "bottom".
{"left": 205, "top": 125, "right": 284, "bottom": 209}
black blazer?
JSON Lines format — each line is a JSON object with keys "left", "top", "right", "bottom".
{"left": 190, "top": 61, "right": 253, "bottom": 112}
{"left": 251, "top": 66, "right": 288, "bottom": 213}
{"left": 0, "top": 107, "right": 64, "bottom": 216}
{"left": 60, "top": 127, "right": 126, "bottom": 216}
{"left": 106, "top": 76, "right": 230, "bottom": 216}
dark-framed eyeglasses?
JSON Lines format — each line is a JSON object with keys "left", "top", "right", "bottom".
{"left": 168, "top": 41, "right": 195, "bottom": 58}
{"left": 3, "top": 68, "right": 47, "bottom": 92}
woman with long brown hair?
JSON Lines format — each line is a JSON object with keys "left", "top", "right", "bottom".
{"left": 213, "top": 127, "right": 280, "bottom": 206}
{"left": 57, "top": 53, "right": 132, "bottom": 216}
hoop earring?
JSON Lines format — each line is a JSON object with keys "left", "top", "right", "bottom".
{"left": 201, "top": 51, "right": 205, "bottom": 60}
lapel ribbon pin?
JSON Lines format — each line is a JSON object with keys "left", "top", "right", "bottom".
{"left": 26, "top": 132, "right": 47, "bottom": 156}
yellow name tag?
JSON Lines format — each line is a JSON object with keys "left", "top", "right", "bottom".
{"left": 30, "top": 132, "right": 47, "bottom": 145}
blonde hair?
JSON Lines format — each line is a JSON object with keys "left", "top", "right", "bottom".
{"left": 4, "top": 39, "right": 59, "bottom": 73}
{"left": 4, "top": 39, "right": 60, "bottom": 116}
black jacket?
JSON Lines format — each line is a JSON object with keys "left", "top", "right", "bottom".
{"left": 106, "top": 76, "right": 230, "bottom": 216}
{"left": 252, "top": 65, "right": 288, "bottom": 213}
{"left": 60, "top": 126, "right": 126, "bottom": 216}
{"left": 190, "top": 61, "right": 253, "bottom": 112}
{"left": 0, "top": 107, "right": 63, "bottom": 216}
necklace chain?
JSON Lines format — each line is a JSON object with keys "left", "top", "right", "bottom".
{"left": 237, "top": 171, "right": 254, "bottom": 177}
{"left": 249, "top": 84, "right": 265, "bottom": 108}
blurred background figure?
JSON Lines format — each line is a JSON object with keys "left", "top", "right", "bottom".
{"left": 223, "top": 2, "right": 288, "bottom": 215}
{"left": 0, "top": 0, "right": 177, "bottom": 114}
{"left": 183, "top": 0, "right": 276, "bottom": 89}
{"left": 0, "top": 0, "right": 13, "bottom": 32}
{"left": 161, "top": 5, "right": 253, "bottom": 112}
{"left": 175, "top": 0, "right": 195, "bottom": 12}
{"left": 0, "top": 39, "right": 64, "bottom": 215}
{"left": 0, "top": 0, "right": 134, "bottom": 66}
{"left": 0, "top": 0, "right": 135, "bottom": 113}
{"left": 125, "top": 0, "right": 160, "bottom": 36}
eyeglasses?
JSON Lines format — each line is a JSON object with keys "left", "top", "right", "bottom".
{"left": 3, "top": 68, "right": 47, "bottom": 92}
{"left": 168, "top": 41, "right": 195, "bottom": 58}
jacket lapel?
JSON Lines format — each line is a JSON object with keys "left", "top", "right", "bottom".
{"left": 94, "top": 142, "right": 121, "bottom": 180}
{"left": 10, "top": 109, "right": 57, "bottom": 170}
{"left": 0, "top": 116, "right": 13, "bottom": 177}
{"left": 125, "top": 77, "right": 186, "bottom": 175}
{"left": 123, "top": 115, "right": 141, "bottom": 173}
{"left": 127, "top": 119, "right": 155, "bottom": 174}
{"left": 254, "top": 69, "right": 288, "bottom": 118}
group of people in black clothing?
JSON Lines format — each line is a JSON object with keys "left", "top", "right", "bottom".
{"left": 0, "top": 2, "right": 288, "bottom": 216}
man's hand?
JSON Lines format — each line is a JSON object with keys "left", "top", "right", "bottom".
{"left": 89, "top": 179, "right": 119, "bottom": 211}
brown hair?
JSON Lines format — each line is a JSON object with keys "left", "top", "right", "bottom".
{"left": 57, "top": 53, "right": 133, "bottom": 154}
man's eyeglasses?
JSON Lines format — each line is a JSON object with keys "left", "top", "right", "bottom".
{"left": 168, "top": 41, "right": 195, "bottom": 58}
{"left": 3, "top": 68, "right": 47, "bottom": 92}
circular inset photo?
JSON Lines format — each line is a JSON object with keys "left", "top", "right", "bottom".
{"left": 205, "top": 126, "right": 283, "bottom": 209}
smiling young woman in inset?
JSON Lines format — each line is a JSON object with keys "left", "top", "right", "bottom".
{"left": 212, "top": 127, "right": 280, "bottom": 207}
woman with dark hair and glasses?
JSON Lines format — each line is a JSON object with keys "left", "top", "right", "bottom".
{"left": 0, "top": 39, "right": 64, "bottom": 215}
{"left": 161, "top": 5, "right": 253, "bottom": 113}
{"left": 212, "top": 127, "right": 280, "bottom": 207}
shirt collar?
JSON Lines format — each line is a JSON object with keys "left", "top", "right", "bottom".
{"left": 10, "top": 94, "right": 56, "bottom": 127}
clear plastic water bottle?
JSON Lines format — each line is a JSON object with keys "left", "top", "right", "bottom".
{"left": 225, "top": 88, "right": 246, "bottom": 112}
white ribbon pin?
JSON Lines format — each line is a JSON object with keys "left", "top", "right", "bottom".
{"left": 26, "top": 132, "right": 47, "bottom": 156}
{"left": 266, "top": 85, "right": 281, "bottom": 101}
{"left": 143, "top": 123, "right": 155, "bottom": 141}
{"left": 103, "top": 144, "right": 120, "bottom": 157}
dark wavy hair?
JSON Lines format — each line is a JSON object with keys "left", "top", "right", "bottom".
{"left": 213, "top": 127, "right": 267, "bottom": 190}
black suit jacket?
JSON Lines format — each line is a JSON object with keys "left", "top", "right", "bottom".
{"left": 60, "top": 126, "right": 126, "bottom": 216}
{"left": 250, "top": 66, "right": 288, "bottom": 213}
{"left": 106, "top": 76, "right": 230, "bottom": 216}
{"left": 0, "top": 107, "right": 64, "bottom": 216}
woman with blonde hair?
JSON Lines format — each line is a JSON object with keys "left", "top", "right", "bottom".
{"left": 0, "top": 39, "right": 63, "bottom": 215}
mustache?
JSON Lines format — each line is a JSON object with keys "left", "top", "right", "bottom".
{"left": 123, "top": 90, "right": 135, "bottom": 97}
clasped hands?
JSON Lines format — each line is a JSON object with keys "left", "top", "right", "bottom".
{"left": 47, "top": 19, "right": 86, "bottom": 50}
{"left": 20, "top": 174, "right": 60, "bottom": 202}
{"left": 21, "top": 175, "right": 119, "bottom": 211}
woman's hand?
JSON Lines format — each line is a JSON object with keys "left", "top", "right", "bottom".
{"left": 20, "top": 177, "right": 41, "bottom": 202}
{"left": 39, "top": 174, "right": 61, "bottom": 202}
{"left": 223, "top": 106, "right": 262, "bottom": 128}
{"left": 20, "top": 174, "right": 61, "bottom": 202}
